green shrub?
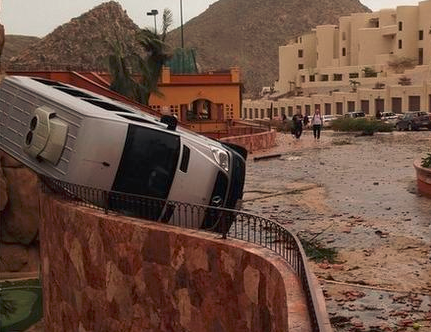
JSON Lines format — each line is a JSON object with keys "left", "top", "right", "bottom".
{"left": 421, "top": 153, "right": 431, "bottom": 168}
{"left": 331, "top": 118, "right": 393, "bottom": 134}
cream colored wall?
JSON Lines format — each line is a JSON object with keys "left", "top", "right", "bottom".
{"left": 316, "top": 25, "right": 338, "bottom": 69}
{"left": 339, "top": 17, "right": 351, "bottom": 67}
{"left": 395, "top": 6, "right": 419, "bottom": 59}
{"left": 358, "top": 28, "right": 391, "bottom": 65}
{"left": 303, "top": 32, "right": 317, "bottom": 69}
{"left": 349, "top": 13, "right": 374, "bottom": 66}
{"left": 275, "top": 44, "right": 298, "bottom": 93}
{"left": 418, "top": 0, "right": 431, "bottom": 65}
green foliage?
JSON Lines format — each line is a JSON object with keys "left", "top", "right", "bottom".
{"left": 421, "top": 153, "right": 431, "bottom": 168}
{"left": 108, "top": 8, "right": 173, "bottom": 105}
{"left": 0, "top": 293, "right": 17, "bottom": 319}
{"left": 299, "top": 238, "right": 338, "bottom": 263}
{"left": 387, "top": 56, "right": 416, "bottom": 73}
{"left": 331, "top": 118, "right": 394, "bottom": 134}
{"left": 362, "top": 66, "right": 378, "bottom": 77}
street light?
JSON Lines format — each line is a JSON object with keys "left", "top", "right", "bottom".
{"left": 180, "top": 0, "right": 184, "bottom": 48}
{"left": 146, "top": 9, "right": 158, "bottom": 34}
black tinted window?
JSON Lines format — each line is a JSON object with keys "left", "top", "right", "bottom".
{"left": 55, "top": 87, "right": 97, "bottom": 99}
{"left": 83, "top": 99, "right": 133, "bottom": 113}
{"left": 113, "top": 125, "right": 180, "bottom": 199}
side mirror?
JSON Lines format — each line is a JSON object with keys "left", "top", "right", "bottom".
{"left": 160, "top": 115, "right": 178, "bottom": 131}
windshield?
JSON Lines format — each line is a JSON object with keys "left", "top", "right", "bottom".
{"left": 112, "top": 124, "right": 180, "bottom": 199}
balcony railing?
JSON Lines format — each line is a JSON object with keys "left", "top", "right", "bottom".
{"left": 40, "top": 174, "right": 329, "bottom": 332}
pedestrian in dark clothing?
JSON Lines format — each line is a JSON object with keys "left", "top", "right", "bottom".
{"left": 311, "top": 109, "right": 323, "bottom": 139}
{"left": 292, "top": 112, "right": 303, "bottom": 139}
{"left": 303, "top": 114, "right": 309, "bottom": 128}
{"left": 281, "top": 113, "right": 288, "bottom": 133}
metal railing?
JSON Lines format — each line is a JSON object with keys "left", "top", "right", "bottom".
{"left": 40, "top": 175, "right": 327, "bottom": 332}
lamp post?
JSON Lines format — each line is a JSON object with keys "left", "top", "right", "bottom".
{"left": 180, "top": 0, "right": 184, "bottom": 48}
{"left": 146, "top": 9, "right": 158, "bottom": 34}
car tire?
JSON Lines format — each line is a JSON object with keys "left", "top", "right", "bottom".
{"left": 408, "top": 123, "right": 412, "bottom": 131}
{"left": 396, "top": 124, "right": 402, "bottom": 131}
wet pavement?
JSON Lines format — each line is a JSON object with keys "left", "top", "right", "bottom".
{"left": 242, "top": 129, "right": 431, "bottom": 331}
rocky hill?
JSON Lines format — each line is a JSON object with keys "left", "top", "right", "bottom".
{"left": 7, "top": 1, "right": 143, "bottom": 71}
{"left": 5, "top": 0, "right": 370, "bottom": 95}
{"left": 2, "top": 35, "right": 40, "bottom": 63}
{"left": 167, "top": 0, "right": 370, "bottom": 95}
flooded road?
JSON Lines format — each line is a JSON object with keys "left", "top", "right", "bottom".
{"left": 243, "top": 130, "right": 431, "bottom": 331}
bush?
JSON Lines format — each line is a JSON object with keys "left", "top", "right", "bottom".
{"left": 421, "top": 153, "right": 431, "bottom": 168}
{"left": 331, "top": 118, "right": 393, "bottom": 135}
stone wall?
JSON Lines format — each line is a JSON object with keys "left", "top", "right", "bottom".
{"left": 0, "top": 151, "right": 40, "bottom": 273}
{"left": 40, "top": 194, "right": 311, "bottom": 332}
{"left": 220, "top": 130, "right": 277, "bottom": 153}
{"left": 414, "top": 159, "right": 431, "bottom": 198}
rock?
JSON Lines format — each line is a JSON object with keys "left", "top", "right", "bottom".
{"left": 1, "top": 164, "right": 40, "bottom": 245}
{"left": 0, "top": 243, "right": 29, "bottom": 272}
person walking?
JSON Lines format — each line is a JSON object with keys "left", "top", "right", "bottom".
{"left": 303, "top": 114, "right": 309, "bottom": 128}
{"left": 292, "top": 112, "right": 303, "bottom": 139}
{"left": 311, "top": 109, "right": 323, "bottom": 140}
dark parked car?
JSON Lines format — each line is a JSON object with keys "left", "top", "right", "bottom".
{"left": 395, "top": 111, "right": 431, "bottom": 131}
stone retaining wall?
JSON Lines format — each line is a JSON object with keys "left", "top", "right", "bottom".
{"left": 39, "top": 195, "right": 311, "bottom": 332}
{"left": 414, "top": 159, "right": 431, "bottom": 198}
{"left": 220, "top": 130, "right": 277, "bottom": 153}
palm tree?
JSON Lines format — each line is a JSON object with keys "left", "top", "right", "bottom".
{"left": 107, "top": 8, "right": 173, "bottom": 105}
{"left": 107, "top": 41, "right": 139, "bottom": 100}
{"left": 135, "top": 8, "right": 173, "bottom": 104}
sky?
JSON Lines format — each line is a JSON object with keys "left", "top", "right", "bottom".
{"left": 0, "top": 0, "right": 423, "bottom": 38}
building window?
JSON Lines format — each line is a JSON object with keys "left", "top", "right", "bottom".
{"left": 321, "top": 74, "right": 329, "bottom": 81}
{"left": 349, "top": 72, "right": 359, "bottom": 78}
{"left": 281, "top": 107, "right": 286, "bottom": 116}
{"left": 301, "top": 75, "right": 306, "bottom": 82}
{"left": 398, "top": 39, "right": 402, "bottom": 49}
{"left": 305, "top": 105, "right": 311, "bottom": 116}
{"left": 309, "top": 75, "right": 315, "bottom": 82}
{"left": 298, "top": 49, "right": 303, "bottom": 58}
{"left": 419, "top": 48, "right": 423, "bottom": 65}
{"left": 254, "top": 109, "right": 259, "bottom": 118}
{"left": 274, "top": 108, "right": 279, "bottom": 117}
{"left": 419, "top": 30, "right": 424, "bottom": 40}
{"left": 288, "top": 106, "right": 293, "bottom": 117}
{"left": 243, "top": 108, "right": 247, "bottom": 118}
{"left": 333, "top": 74, "right": 343, "bottom": 81}
{"left": 342, "top": 48, "right": 346, "bottom": 56}
{"left": 336, "top": 102, "right": 343, "bottom": 115}
{"left": 260, "top": 109, "right": 265, "bottom": 119}
{"left": 298, "top": 64, "right": 304, "bottom": 70}
{"left": 398, "top": 21, "right": 403, "bottom": 31}
{"left": 249, "top": 109, "right": 253, "bottom": 119}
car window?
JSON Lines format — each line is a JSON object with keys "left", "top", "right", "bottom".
{"left": 112, "top": 124, "right": 180, "bottom": 199}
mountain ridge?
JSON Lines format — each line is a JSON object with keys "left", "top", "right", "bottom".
{"left": 4, "top": 0, "right": 371, "bottom": 95}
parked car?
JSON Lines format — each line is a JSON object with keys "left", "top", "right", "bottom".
{"left": 0, "top": 75, "right": 247, "bottom": 230}
{"left": 344, "top": 111, "right": 365, "bottom": 118}
{"left": 379, "top": 111, "right": 399, "bottom": 126}
{"left": 395, "top": 111, "right": 431, "bottom": 131}
{"left": 322, "top": 114, "right": 340, "bottom": 127}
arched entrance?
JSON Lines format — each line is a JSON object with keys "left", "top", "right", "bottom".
{"left": 188, "top": 99, "right": 217, "bottom": 121}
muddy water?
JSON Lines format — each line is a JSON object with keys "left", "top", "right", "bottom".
{"left": 243, "top": 130, "right": 431, "bottom": 331}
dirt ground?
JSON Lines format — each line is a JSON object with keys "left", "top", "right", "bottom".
{"left": 244, "top": 129, "right": 431, "bottom": 332}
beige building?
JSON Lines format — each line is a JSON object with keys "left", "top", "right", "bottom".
{"left": 244, "top": 0, "right": 431, "bottom": 118}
